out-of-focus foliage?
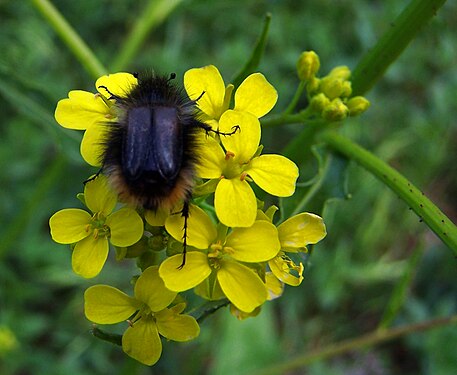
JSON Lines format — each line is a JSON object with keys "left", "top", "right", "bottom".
{"left": 0, "top": 1, "right": 456, "bottom": 374}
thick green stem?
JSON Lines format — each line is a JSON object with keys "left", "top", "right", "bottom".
{"left": 252, "top": 314, "right": 457, "bottom": 375}
{"left": 31, "top": 0, "right": 107, "bottom": 79}
{"left": 320, "top": 131, "right": 457, "bottom": 256}
{"left": 111, "top": 0, "right": 183, "bottom": 71}
{"left": 351, "top": 0, "right": 447, "bottom": 96}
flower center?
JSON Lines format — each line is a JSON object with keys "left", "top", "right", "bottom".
{"left": 208, "top": 242, "right": 225, "bottom": 269}
{"left": 89, "top": 212, "right": 110, "bottom": 239}
{"left": 130, "top": 304, "right": 155, "bottom": 326}
{"left": 221, "top": 152, "right": 244, "bottom": 179}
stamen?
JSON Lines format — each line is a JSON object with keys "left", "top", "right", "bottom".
{"left": 225, "top": 151, "right": 235, "bottom": 160}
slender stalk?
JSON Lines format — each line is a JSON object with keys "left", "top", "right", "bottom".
{"left": 91, "top": 327, "right": 122, "bottom": 346}
{"left": 252, "top": 314, "right": 457, "bottom": 375}
{"left": 351, "top": 0, "right": 448, "bottom": 96}
{"left": 31, "top": 0, "right": 107, "bottom": 79}
{"left": 320, "top": 131, "right": 457, "bottom": 255}
{"left": 111, "top": 0, "right": 183, "bottom": 71}
{"left": 284, "top": 80, "right": 306, "bottom": 115}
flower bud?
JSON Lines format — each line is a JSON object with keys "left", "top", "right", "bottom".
{"left": 322, "top": 98, "right": 349, "bottom": 122}
{"left": 310, "top": 93, "right": 330, "bottom": 113}
{"left": 347, "top": 96, "right": 370, "bottom": 116}
{"left": 296, "top": 51, "right": 320, "bottom": 81}
{"left": 307, "top": 76, "right": 320, "bottom": 94}
{"left": 319, "top": 77, "right": 347, "bottom": 100}
{"left": 329, "top": 65, "right": 351, "bottom": 80}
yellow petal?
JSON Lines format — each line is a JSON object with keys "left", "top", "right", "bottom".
{"left": 265, "top": 272, "right": 284, "bottom": 300}
{"left": 84, "top": 174, "right": 117, "bottom": 215}
{"left": 268, "top": 256, "right": 304, "bottom": 286}
{"left": 155, "top": 309, "right": 200, "bottom": 342}
{"left": 184, "top": 65, "right": 225, "bottom": 120}
{"left": 84, "top": 285, "right": 140, "bottom": 324}
{"left": 194, "top": 136, "right": 225, "bottom": 179}
{"left": 214, "top": 178, "right": 256, "bottom": 227}
{"left": 217, "top": 260, "right": 267, "bottom": 313}
{"left": 72, "top": 235, "right": 109, "bottom": 278}
{"left": 165, "top": 204, "right": 217, "bottom": 249}
{"left": 49, "top": 209, "right": 91, "bottom": 244}
{"left": 123, "top": 318, "right": 162, "bottom": 366}
{"left": 224, "top": 221, "right": 280, "bottom": 262}
{"left": 55, "top": 90, "right": 109, "bottom": 130}
{"left": 234, "top": 73, "right": 278, "bottom": 118}
{"left": 106, "top": 208, "right": 143, "bottom": 247}
{"left": 95, "top": 72, "right": 138, "bottom": 98}
{"left": 144, "top": 207, "right": 169, "bottom": 226}
{"left": 230, "top": 304, "right": 261, "bottom": 320}
{"left": 194, "top": 277, "right": 225, "bottom": 301}
{"left": 159, "top": 252, "right": 211, "bottom": 292}
{"left": 223, "top": 84, "right": 234, "bottom": 112}
{"left": 134, "top": 266, "right": 176, "bottom": 312}
{"left": 247, "top": 154, "right": 299, "bottom": 197}
{"left": 219, "top": 110, "right": 260, "bottom": 163}
{"left": 278, "top": 213, "right": 327, "bottom": 250}
{"left": 80, "top": 124, "right": 106, "bottom": 167}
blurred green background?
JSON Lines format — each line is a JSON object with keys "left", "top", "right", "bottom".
{"left": 1, "top": 0, "right": 456, "bottom": 374}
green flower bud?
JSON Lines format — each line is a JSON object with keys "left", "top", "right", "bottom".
{"left": 310, "top": 93, "right": 331, "bottom": 113}
{"left": 307, "top": 76, "right": 320, "bottom": 94}
{"left": 329, "top": 65, "right": 351, "bottom": 80}
{"left": 148, "top": 233, "right": 166, "bottom": 251}
{"left": 320, "top": 77, "right": 346, "bottom": 100}
{"left": 347, "top": 96, "right": 370, "bottom": 116}
{"left": 340, "top": 80, "right": 352, "bottom": 98}
{"left": 125, "top": 236, "right": 149, "bottom": 258}
{"left": 322, "top": 98, "right": 349, "bottom": 122}
{"left": 136, "top": 250, "right": 159, "bottom": 271}
{"left": 296, "top": 51, "right": 320, "bottom": 81}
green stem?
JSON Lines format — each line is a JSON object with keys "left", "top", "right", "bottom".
{"left": 351, "top": 0, "right": 447, "bottom": 96}
{"left": 91, "top": 327, "right": 122, "bottom": 346}
{"left": 261, "top": 109, "right": 316, "bottom": 128}
{"left": 289, "top": 150, "right": 332, "bottom": 217}
{"left": 320, "top": 131, "right": 457, "bottom": 256}
{"left": 252, "top": 314, "right": 457, "bottom": 375}
{"left": 284, "top": 80, "right": 306, "bottom": 115}
{"left": 111, "top": 0, "right": 183, "bottom": 71}
{"left": 31, "top": 0, "right": 107, "bottom": 79}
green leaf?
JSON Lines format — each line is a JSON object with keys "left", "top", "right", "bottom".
{"left": 231, "top": 13, "right": 272, "bottom": 89}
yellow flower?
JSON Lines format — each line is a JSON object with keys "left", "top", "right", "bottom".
{"left": 184, "top": 65, "right": 278, "bottom": 131}
{"left": 195, "top": 122, "right": 299, "bottom": 227}
{"left": 49, "top": 175, "right": 143, "bottom": 278}
{"left": 159, "top": 205, "right": 280, "bottom": 313}
{"left": 55, "top": 73, "right": 137, "bottom": 166}
{"left": 268, "top": 212, "right": 327, "bottom": 286}
{"left": 84, "top": 266, "right": 199, "bottom": 366}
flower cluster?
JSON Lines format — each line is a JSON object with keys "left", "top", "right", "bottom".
{"left": 296, "top": 51, "right": 370, "bottom": 121}
{"left": 50, "top": 65, "right": 327, "bottom": 365}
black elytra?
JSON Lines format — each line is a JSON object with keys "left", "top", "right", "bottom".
{"left": 98, "top": 72, "right": 239, "bottom": 267}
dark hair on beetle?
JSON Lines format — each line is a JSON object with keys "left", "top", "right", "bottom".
{"left": 93, "top": 72, "right": 238, "bottom": 266}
